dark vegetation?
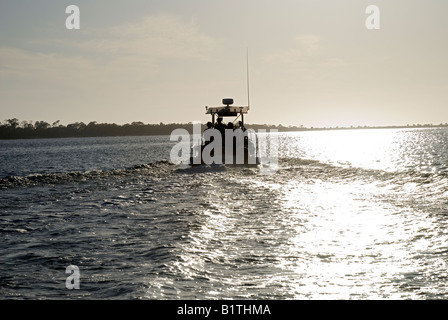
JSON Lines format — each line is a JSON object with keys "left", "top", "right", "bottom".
{"left": 0, "top": 119, "right": 197, "bottom": 139}
{"left": 1, "top": 118, "right": 447, "bottom": 140}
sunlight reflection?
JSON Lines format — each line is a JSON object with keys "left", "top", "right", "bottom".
{"left": 278, "top": 128, "right": 447, "bottom": 173}
{"left": 274, "top": 178, "right": 431, "bottom": 299}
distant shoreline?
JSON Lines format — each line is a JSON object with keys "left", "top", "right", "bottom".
{"left": 1, "top": 119, "right": 447, "bottom": 140}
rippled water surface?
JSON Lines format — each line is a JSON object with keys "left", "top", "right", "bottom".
{"left": 1, "top": 128, "right": 448, "bottom": 299}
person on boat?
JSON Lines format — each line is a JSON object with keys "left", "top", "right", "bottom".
{"left": 227, "top": 122, "right": 238, "bottom": 157}
{"left": 203, "top": 122, "right": 214, "bottom": 145}
{"left": 204, "top": 121, "right": 213, "bottom": 132}
{"left": 215, "top": 117, "right": 227, "bottom": 135}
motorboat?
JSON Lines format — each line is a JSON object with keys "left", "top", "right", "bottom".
{"left": 189, "top": 98, "right": 261, "bottom": 167}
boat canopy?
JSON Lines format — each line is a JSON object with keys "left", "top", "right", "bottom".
{"left": 206, "top": 106, "right": 249, "bottom": 117}
{"left": 205, "top": 98, "right": 250, "bottom": 126}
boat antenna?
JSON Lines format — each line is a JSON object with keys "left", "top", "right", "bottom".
{"left": 246, "top": 47, "right": 250, "bottom": 109}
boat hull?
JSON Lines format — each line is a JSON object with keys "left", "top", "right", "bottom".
{"left": 189, "top": 145, "right": 260, "bottom": 167}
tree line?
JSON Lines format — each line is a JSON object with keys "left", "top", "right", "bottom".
{"left": 2, "top": 118, "right": 447, "bottom": 140}
{"left": 0, "top": 119, "right": 195, "bottom": 139}
{"left": 0, "top": 118, "right": 305, "bottom": 140}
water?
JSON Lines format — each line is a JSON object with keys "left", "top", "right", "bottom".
{"left": 1, "top": 127, "right": 448, "bottom": 299}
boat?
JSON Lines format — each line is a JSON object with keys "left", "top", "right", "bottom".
{"left": 189, "top": 98, "right": 261, "bottom": 167}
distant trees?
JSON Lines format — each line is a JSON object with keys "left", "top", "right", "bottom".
{"left": 1, "top": 118, "right": 446, "bottom": 140}
{"left": 0, "top": 119, "right": 208, "bottom": 139}
{"left": 6, "top": 118, "right": 20, "bottom": 129}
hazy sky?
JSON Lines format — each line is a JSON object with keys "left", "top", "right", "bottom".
{"left": 1, "top": 0, "right": 447, "bottom": 127}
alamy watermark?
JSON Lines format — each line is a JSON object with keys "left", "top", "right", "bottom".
{"left": 170, "top": 122, "right": 278, "bottom": 173}
{"left": 65, "top": 5, "right": 381, "bottom": 30}
{"left": 366, "top": 5, "right": 380, "bottom": 30}
{"left": 66, "top": 265, "right": 80, "bottom": 289}
{"left": 65, "top": 5, "right": 80, "bottom": 30}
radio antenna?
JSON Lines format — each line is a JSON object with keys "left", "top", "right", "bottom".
{"left": 246, "top": 47, "right": 250, "bottom": 109}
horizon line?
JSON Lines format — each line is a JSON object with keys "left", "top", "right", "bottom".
{"left": 2, "top": 118, "right": 448, "bottom": 131}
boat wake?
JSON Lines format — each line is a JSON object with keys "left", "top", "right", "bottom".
{"left": 0, "top": 160, "right": 175, "bottom": 189}
{"left": 2, "top": 156, "right": 448, "bottom": 203}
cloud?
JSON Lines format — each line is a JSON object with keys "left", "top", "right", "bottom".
{"left": 0, "top": 12, "right": 220, "bottom": 87}
{"left": 0, "top": 12, "right": 222, "bottom": 122}
{"left": 261, "top": 34, "right": 349, "bottom": 74}
{"left": 263, "top": 34, "right": 323, "bottom": 66}
{"left": 0, "top": 47, "right": 96, "bottom": 93}
{"left": 75, "top": 13, "right": 219, "bottom": 62}
{"left": 294, "top": 35, "right": 321, "bottom": 54}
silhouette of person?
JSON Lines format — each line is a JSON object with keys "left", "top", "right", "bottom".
{"left": 215, "top": 117, "right": 226, "bottom": 135}
{"left": 203, "top": 121, "right": 214, "bottom": 145}
{"left": 204, "top": 121, "right": 213, "bottom": 132}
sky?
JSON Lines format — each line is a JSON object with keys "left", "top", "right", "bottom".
{"left": 1, "top": 0, "right": 448, "bottom": 128}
